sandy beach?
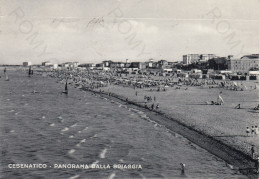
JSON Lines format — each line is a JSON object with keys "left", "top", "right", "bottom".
{"left": 100, "top": 81, "right": 259, "bottom": 158}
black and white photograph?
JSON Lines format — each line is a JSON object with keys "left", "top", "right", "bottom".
{"left": 0, "top": 0, "right": 259, "bottom": 178}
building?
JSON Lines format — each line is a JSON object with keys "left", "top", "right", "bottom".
{"left": 183, "top": 54, "right": 200, "bottom": 64}
{"left": 72, "top": 62, "right": 80, "bottom": 68}
{"left": 227, "top": 54, "right": 259, "bottom": 73}
{"left": 62, "top": 63, "right": 70, "bottom": 68}
{"left": 79, "top": 63, "right": 96, "bottom": 69}
{"left": 110, "top": 62, "right": 125, "bottom": 68}
{"left": 183, "top": 54, "right": 216, "bottom": 64}
{"left": 129, "top": 62, "right": 146, "bottom": 69}
{"left": 146, "top": 59, "right": 155, "bottom": 68}
{"left": 52, "top": 64, "right": 58, "bottom": 69}
{"left": 200, "top": 54, "right": 216, "bottom": 62}
{"left": 42, "top": 61, "right": 52, "bottom": 66}
{"left": 61, "top": 62, "right": 80, "bottom": 68}
{"left": 102, "top": 60, "right": 113, "bottom": 67}
{"left": 23, "top": 62, "right": 32, "bottom": 66}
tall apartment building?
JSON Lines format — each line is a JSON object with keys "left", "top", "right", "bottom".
{"left": 227, "top": 54, "right": 259, "bottom": 73}
{"left": 183, "top": 54, "right": 216, "bottom": 64}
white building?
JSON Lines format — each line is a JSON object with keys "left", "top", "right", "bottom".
{"left": 42, "top": 61, "right": 52, "bottom": 66}
{"left": 62, "top": 62, "right": 80, "bottom": 68}
{"left": 23, "top": 62, "right": 32, "bottom": 66}
{"left": 183, "top": 54, "right": 216, "bottom": 64}
{"left": 53, "top": 64, "right": 58, "bottom": 69}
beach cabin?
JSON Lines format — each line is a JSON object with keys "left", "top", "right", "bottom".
{"left": 214, "top": 75, "right": 226, "bottom": 80}
{"left": 189, "top": 69, "right": 202, "bottom": 79}
{"left": 162, "top": 68, "right": 173, "bottom": 76}
{"left": 249, "top": 71, "right": 259, "bottom": 80}
{"left": 191, "top": 69, "right": 202, "bottom": 74}
{"left": 220, "top": 70, "right": 232, "bottom": 75}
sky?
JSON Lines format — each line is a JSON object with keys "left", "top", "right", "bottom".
{"left": 0, "top": 0, "right": 259, "bottom": 65}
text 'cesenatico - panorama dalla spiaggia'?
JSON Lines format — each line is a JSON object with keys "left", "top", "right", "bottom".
{"left": 8, "top": 163, "right": 143, "bottom": 170}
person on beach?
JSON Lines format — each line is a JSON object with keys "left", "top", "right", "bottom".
{"left": 251, "top": 126, "right": 255, "bottom": 137}
{"left": 251, "top": 145, "right": 255, "bottom": 159}
{"left": 156, "top": 104, "right": 159, "bottom": 110}
{"left": 255, "top": 126, "right": 258, "bottom": 135}
{"left": 136, "top": 91, "right": 138, "bottom": 96}
{"left": 234, "top": 104, "right": 241, "bottom": 109}
{"left": 255, "top": 156, "right": 259, "bottom": 173}
{"left": 253, "top": 104, "right": 259, "bottom": 110}
{"left": 151, "top": 103, "right": 154, "bottom": 110}
{"left": 246, "top": 127, "right": 250, "bottom": 137}
{"left": 180, "top": 163, "right": 185, "bottom": 174}
{"left": 144, "top": 96, "right": 147, "bottom": 102}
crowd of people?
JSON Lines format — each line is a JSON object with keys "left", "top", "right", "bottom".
{"left": 246, "top": 126, "right": 259, "bottom": 137}
{"left": 43, "top": 68, "right": 257, "bottom": 92}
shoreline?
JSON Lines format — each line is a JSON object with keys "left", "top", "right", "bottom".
{"left": 80, "top": 86, "right": 258, "bottom": 178}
